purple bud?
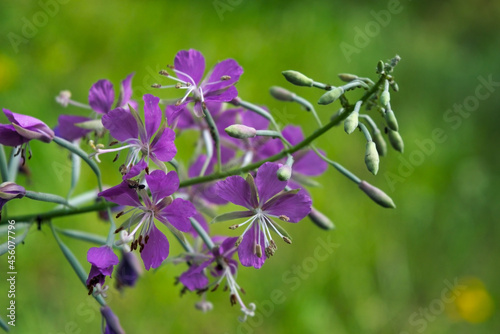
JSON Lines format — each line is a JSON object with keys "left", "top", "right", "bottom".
{"left": 100, "top": 306, "right": 125, "bottom": 334}
{"left": 269, "top": 86, "right": 295, "bottom": 102}
{"left": 3, "top": 109, "right": 54, "bottom": 143}
{"left": 358, "top": 180, "right": 396, "bottom": 208}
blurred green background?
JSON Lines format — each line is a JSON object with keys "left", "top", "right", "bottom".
{"left": 1, "top": 0, "right": 499, "bottom": 333}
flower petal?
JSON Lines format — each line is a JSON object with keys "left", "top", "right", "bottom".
{"left": 116, "top": 72, "right": 135, "bottom": 108}
{"left": 143, "top": 94, "right": 162, "bottom": 139}
{"left": 4, "top": 109, "right": 54, "bottom": 143}
{"left": 141, "top": 224, "right": 169, "bottom": 270}
{"left": 56, "top": 115, "right": 93, "bottom": 142}
{"left": 293, "top": 149, "right": 328, "bottom": 176}
{"left": 203, "top": 59, "right": 243, "bottom": 94}
{"left": 0, "top": 124, "right": 28, "bottom": 146}
{"left": 102, "top": 107, "right": 138, "bottom": 142}
{"left": 89, "top": 79, "right": 115, "bottom": 114}
{"left": 255, "top": 162, "right": 287, "bottom": 204}
{"left": 238, "top": 223, "right": 266, "bottom": 269}
{"left": 122, "top": 159, "right": 147, "bottom": 180}
{"left": 145, "top": 170, "right": 179, "bottom": 203}
{"left": 98, "top": 182, "right": 142, "bottom": 207}
{"left": 179, "top": 261, "right": 211, "bottom": 291}
{"left": 282, "top": 125, "right": 305, "bottom": 146}
{"left": 159, "top": 198, "right": 196, "bottom": 232}
{"left": 262, "top": 190, "right": 312, "bottom": 222}
{"left": 215, "top": 175, "right": 254, "bottom": 209}
{"left": 174, "top": 49, "right": 205, "bottom": 85}
{"left": 204, "top": 85, "right": 238, "bottom": 103}
{"left": 150, "top": 127, "right": 177, "bottom": 162}
{"left": 87, "top": 246, "right": 119, "bottom": 269}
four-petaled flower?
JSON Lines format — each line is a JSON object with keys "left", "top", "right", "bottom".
{"left": 93, "top": 94, "right": 177, "bottom": 170}
{"left": 215, "top": 162, "right": 312, "bottom": 268}
{"left": 98, "top": 169, "right": 197, "bottom": 270}
{"left": 86, "top": 245, "right": 119, "bottom": 294}
{"left": 158, "top": 49, "right": 243, "bottom": 117}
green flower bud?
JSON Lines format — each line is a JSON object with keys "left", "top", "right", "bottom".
{"left": 338, "top": 73, "right": 358, "bottom": 82}
{"left": 365, "top": 141, "right": 379, "bottom": 175}
{"left": 388, "top": 129, "right": 404, "bottom": 153}
{"left": 344, "top": 111, "right": 359, "bottom": 134}
{"left": 75, "top": 119, "right": 104, "bottom": 131}
{"left": 376, "top": 60, "right": 385, "bottom": 74}
{"left": 384, "top": 109, "right": 399, "bottom": 131}
{"left": 390, "top": 81, "right": 399, "bottom": 92}
{"left": 276, "top": 165, "right": 292, "bottom": 181}
{"left": 308, "top": 207, "right": 335, "bottom": 230}
{"left": 318, "top": 87, "right": 343, "bottom": 105}
{"left": 224, "top": 124, "right": 257, "bottom": 139}
{"left": 358, "top": 180, "right": 396, "bottom": 208}
{"left": 372, "top": 129, "right": 387, "bottom": 156}
{"left": 270, "top": 86, "right": 295, "bottom": 101}
{"left": 380, "top": 90, "right": 390, "bottom": 107}
{"left": 281, "top": 70, "right": 313, "bottom": 87}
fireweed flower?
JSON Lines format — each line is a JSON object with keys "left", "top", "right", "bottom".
{"left": 0, "top": 182, "right": 26, "bottom": 216}
{"left": 215, "top": 162, "right": 312, "bottom": 268}
{"left": 0, "top": 109, "right": 55, "bottom": 162}
{"left": 86, "top": 246, "right": 119, "bottom": 295}
{"left": 115, "top": 250, "right": 143, "bottom": 291}
{"left": 98, "top": 169, "right": 196, "bottom": 270}
{"left": 155, "top": 49, "right": 243, "bottom": 117}
{"left": 100, "top": 306, "right": 125, "bottom": 334}
{"left": 55, "top": 73, "right": 136, "bottom": 141}
{"left": 178, "top": 236, "right": 256, "bottom": 321}
{"left": 91, "top": 94, "right": 176, "bottom": 170}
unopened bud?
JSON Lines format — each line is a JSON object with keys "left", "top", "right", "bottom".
{"left": 380, "top": 90, "right": 390, "bottom": 107}
{"left": 0, "top": 182, "right": 26, "bottom": 200}
{"left": 308, "top": 207, "right": 335, "bottom": 230}
{"left": 225, "top": 124, "right": 257, "bottom": 139}
{"left": 358, "top": 180, "right": 396, "bottom": 208}
{"left": 390, "top": 81, "right": 399, "bottom": 92}
{"left": 387, "top": 129, "right": 404, "bottom": 153}
{"left": 55, "top": 90, "right": 71, "bottom": 107}
{"left": 269, "top": 86, "right": 295, "bottom": 101}
{"left": 318, "top": 87, "right": 343, "bottom": 105}
{"left": 344, "top": 111, "right": 359, "bottom": 134}
{"left": 376, "top": 60, "right": 385, "bottom": 74}
{"left": 384, "top": 109, "right": 399, "bottom": 131}
{"left": 282, "top": 70, "right": 313, "bottom": 87}
{"left": 372, "top": 129, "right": 387, "bottom": 156}
{"left": 365, "top": 141, "right": 379, "bottom": 175}
{"left": 338, "top": 73, "right": 358, "bottom": 82}
{"left": 277, "top": 165, "right": 292, "bottom": 181}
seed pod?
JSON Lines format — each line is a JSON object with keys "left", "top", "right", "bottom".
{"left": 365, "top": 141, "right": 380, "bottom": 175}
{"left": 318, "top": 87, "right": 343, "bottom": 105}
{"left": 224, "top": 124, "right": 257, "bottom": 139}
{"left": 282, "top": 70, "right": 313, "bottom": 87}
{"left": 270, "top": 86, "right": 295, "bottom": 101}
{"left": 387, "top": 128, "right": 404, "bottom": 153}
{"left": 358, "top": 180, "right": 396, "bottom": 208}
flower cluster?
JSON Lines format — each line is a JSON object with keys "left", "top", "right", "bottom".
{"left": 0, "top": 50, "right": 402, "bottom": 331}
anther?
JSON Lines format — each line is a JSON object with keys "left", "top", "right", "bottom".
{"left": 112, "top": 154, "right": 119, "bottom": 162}
{"left": 167, "top": 64, "right": 175, "bottom": 69}
{"left": 145, "top": 235, "right": 150, "bottom": 244}
{"left": 211, "top": 284, "right": 220, "bottom": 292}
{"left": 221, "top": 75, "right": 231, "bottom": 81}
{"left": 235, "top": 236, "right": 243, "bottom": 247}
{"left": 175, "top": 83, "right": 183, "bottom": 89}
{"left": 109, "top": 141, "right": 119, "bottom": 146}
{"left": 159, "top": 70, "right": 169, "bottom": 76}
{"left": 151, "top": 83, "right": 162, "bottom": 88}
{"left": 229, "top": 224, "right": 239, "bottom": 230}
{"left": 279, "top": 215, "right": 290, "bottom": 222}
{"left": 115, "top": 211, "right": 125, "bottom": 219}
{"left": 283, "top": 236, "right": 292, "bottom": 244}
{"left": 115, "top": 226, "right": 124, "bottom": 234}
{"left": 230, "top": 294, "right": 237, "bottom": 306}
{"left": 255, "top": 244, "right": 262, "bottom": 258}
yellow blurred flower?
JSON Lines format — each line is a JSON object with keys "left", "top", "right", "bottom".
{"left": 0, "top": 54, "right": 18, "bottom": 92}
{"left": 447, "top": 277, "right": 494, "bottom": 323}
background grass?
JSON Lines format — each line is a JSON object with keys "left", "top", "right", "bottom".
{"left": 0, "top": 0, "right": 499, "bottom": 333}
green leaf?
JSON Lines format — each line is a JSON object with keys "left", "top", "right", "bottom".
{"left": 56, "top": 228, "right": 107, "bottom": 246}
{"left": 210, "top": 211, "right": 253, "bottom": 225}
{"left": 25, "top": 191, "right": 71, "bottom": 207}
{"left": 67, "top": 152, "right": 81, "bottom": 199}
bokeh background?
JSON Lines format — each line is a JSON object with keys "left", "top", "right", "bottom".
{"left": 1, "top": 0, "right": 499, "bottom": 333}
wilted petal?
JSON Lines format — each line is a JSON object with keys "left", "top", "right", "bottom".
{"left": 174, "top": 49, "right": 206, "bottom": 85}
{"left": 102, "top": 107, "right": 138, "bottom": 142}
{"left": 145, "top": 170, "right": 179, "bottom": 203}
{"left": 89, "top": 79, "right": 115, "bottom": 114}
{"left": 255, "top": 162, "right": 287, "bottom": 204}
{"left": 141, "top": 224, "right": 170, "bottom": 270}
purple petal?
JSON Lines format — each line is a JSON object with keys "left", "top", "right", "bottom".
{"left": 166, "top": 104, "right": 193, "bottom": 128}
{"left": 98, "top": 182, "right": 142, "bottom": 207}
{"left": 241, "top": 108, "right": 270, "bottom": 130}
{"left": 238, "top": 223, "right": 266, "bottom": 269}
{"left": 101, "top": 306, "right": 125, "bottom": 334}
{"left": 56, "top": 115, "right": 93, "bottom": 142}
{"left": 87, "top": 246, "right": 119, "bottom": 269}
{"left": 219, "top": 236, "right": 239, "bottom": 258}
{"left": 0, "top": 182, "right": 26, "bottom": 200}
{"left": 145, "top": 170, "right": 179, "bottom": 203}
{"left": 4, "top": 109, "right": 54, "bottom": 143}
{"left": 116, "top": 251, "right": 142, "bottom": 288}
{"left": 262, "top": 190, "right": 312, "bottom": 222}
{"left": 89, "top": 79, "right": 115, "bottom": 114}
{"left": 102, "top": 108, "right": 138, "bottom": 142}
{"left": 141, "top": 224, "right": 169, "bottom": 270}
{"left": 255, "top": 138, "right": 283, "bottom": 161}
{"left": 203, "top": 59, "right": 243, "bottom": 94}
{"left": 143, "top": 94, "right": 162, "bottom": 139}
{"left": 174, "top": 49, "right": 205, "bottom": 85}
{"left": 282, "top": 125, "right": 305, "bottom": 146}
{"left": 158, "top": 198, "right": 196, "bottom": 232}
{"left": 116, "top": 72, "right": 135, "bottom": 108}
{"left": 255, "top": 162, "right": 287, "bottom": 204}
{"left": 122, "top": 159, "right": 147, "bottom": 180}
{"left": 179, "top": 261, "right": 211, "bottom": 291}
{"left": 293, "top": 149, "right": 328, "bottom": 176}
{"left": 204, "top": 86, "right": 238, "bottom": 103}
{"left": 0, "top": 124, "right": 27, "bottom": 146}
{"left": 215, "top": 175, "right": 255, "bottom": 209}
{"left": 150, "top": 127, "right": 177, "bottom": 162}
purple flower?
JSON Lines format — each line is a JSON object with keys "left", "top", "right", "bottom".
{"left": 100, "top": 306, "right": 125, "bottom": 334}
{"left": 158, "top": 49, "right": 243, "bottom": 117}
{"left": 215, "top": 162, "right": 312, "bottom": 269}
{"left": 55, "top": 73, "right": 136, "bottom": 141}
{"left": 0, "top": 182, "right": 26, "bottom": 217}
{"left": 86, "top": 246, "right": 119, "bottom": 294}
{"left": 98, "top": 169, "right": 197, "bottom": 270}
{"left": 93, "top": 94, "right": 177, "bottom": 169}
{"left": 115, "top": 251, "right": 142, "bottom": 290}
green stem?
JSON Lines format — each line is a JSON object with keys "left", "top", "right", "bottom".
{"left": 292, "top": 95, "right": 322, "bottom": 127}
{"left": 203, "top": 107, "right": 222, "bottom": 173}
{"left": 358, "top": 123, "right": 373, "bottom": 142}
{"left": 25, "top": 190, "right": 71, "bottom": 207}
{"left": 190, "top": 217, "right": 215, "bottom": 250}
{"left": 0, "top": 145, "right": 8, "bottom": 182}
{"left": 311, "top": 145, "right": 361, "bottom": 184}
{"left": 7, "top": 150, "right": 21, "bottom": 182}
